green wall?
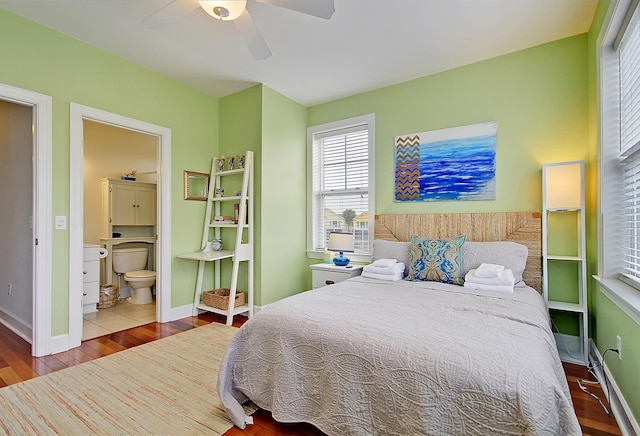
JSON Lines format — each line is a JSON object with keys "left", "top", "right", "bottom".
{"left": 219, "top": 85, "right": 308, "bottom": 306}
{"left": 261, "top": 87, "right": 309, "bottom": 303}
{"left": 219, "top": 86, "right": 262, "bottom": 302}
{"left": 309, "top": 35, "right": 590, "bottom": 215}
{"left": 0, "top": 9, "right": 219, "bottom": 334}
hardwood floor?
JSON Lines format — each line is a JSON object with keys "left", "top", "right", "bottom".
{"left": 0, "top": 314, "right": 622, "bottom": 436}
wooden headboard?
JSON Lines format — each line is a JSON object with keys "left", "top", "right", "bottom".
{"left": 374, "top": 212, "right": 542, "bottom": 292}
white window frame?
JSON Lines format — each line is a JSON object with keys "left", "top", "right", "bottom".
{"left": 596, "top": 0, "right": 640, "bottom": 326}
{"left": 306, "top": 114, "right": 375, "bottom": 262}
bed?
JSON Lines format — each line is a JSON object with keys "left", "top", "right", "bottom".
{"left": 218, "top": 213, "right": 581, "bottom": 435}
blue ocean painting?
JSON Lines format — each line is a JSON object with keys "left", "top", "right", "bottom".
{"left": 416, "top": 123, "right": 496, "bottom": 201}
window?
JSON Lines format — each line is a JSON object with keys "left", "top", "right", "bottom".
{"left": 598, "top": 0, "right": 640, "bottom": 323}
{"left": 620, "top": 4, "right": 640, "bottom": 284}
{"left": 601, "top": 1, "right": 640, "bottom": 285}
{"left": 307, "top": 114, "right": 375, "bottom": 256}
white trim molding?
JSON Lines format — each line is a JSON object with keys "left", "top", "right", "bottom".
{"left": 306, "top": 113, "right": 376, "bottom": 257}
{"left": 0, "top": 82, "right": 52, "bottom": 357}
{"left": 594, "top": 276, "right": 640, "bottom": 326}
{"left": 69, "top": 103, "right": 172, "bottom": 350}
{"left": 589, "top": 340, "right": 640, "bottom": 436}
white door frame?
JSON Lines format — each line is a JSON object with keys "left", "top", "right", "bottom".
{"left": 0, "top": 83, "right": 52, "bottom": 357}
{"left": 69, "top": 103, "right": 171, "bottom": 349}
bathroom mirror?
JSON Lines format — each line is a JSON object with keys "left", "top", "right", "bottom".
{"left": 184, "top": 171, "right": 209, "bottom": 201}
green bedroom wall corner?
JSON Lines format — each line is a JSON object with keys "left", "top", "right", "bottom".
{"left": 219, "top": 85, "right": 264, "bottom": 304}
{"left": 260, "top": 86, "right": 309, "bottom": 304}
{"left": 308, "top": 34, "right": 590, "bottom": 216}
{"left": 0, "top": 8, "right": 220, "bottom": 334}
{"left": 586, "top": 0, "right": 611, "bottom": 337}
{"left": 219, "top": 85, "right": 309, "bottom": 306}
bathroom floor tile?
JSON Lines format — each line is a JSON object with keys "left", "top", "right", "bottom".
{"left": 82, "top": 300, "right": 156, "bottom": 341}
{"left": 82, "top": 322, "right": 111, "bottom": 341}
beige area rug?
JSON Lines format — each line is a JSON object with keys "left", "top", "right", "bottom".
{"left": 0, "top": 322, "right": 251, "bottom": 435}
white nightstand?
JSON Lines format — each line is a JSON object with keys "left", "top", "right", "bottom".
{"left": 310, "top": 263, "right": 364, "bottom": 289}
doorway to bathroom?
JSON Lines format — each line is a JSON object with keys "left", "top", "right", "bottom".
{"left": 69, "top": 103, "right": 172, "bottom": 350}
{"left": 82, "top": 120, "right": 158, "bottom": 340}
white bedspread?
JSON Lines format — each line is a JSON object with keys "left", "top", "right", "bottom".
{"left": 218, "top": 277, "right": 581, "bottom": 435}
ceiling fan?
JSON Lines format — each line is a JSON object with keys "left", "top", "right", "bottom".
{"left": 143, "top": 0, "right": 335, "bottom": 60}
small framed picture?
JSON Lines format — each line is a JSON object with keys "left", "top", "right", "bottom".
{"left": 184, "top": 171, "right": 209, "bottom": 201}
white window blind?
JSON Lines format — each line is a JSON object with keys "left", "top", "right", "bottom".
{"left": 620, "top": 8, "right": 640, "bottom": 155}
{"left": 619, "top": 5, "right": 640, "bottom": 282}
{"left": 309, "top": 118, "right": 373, "bottom": 253}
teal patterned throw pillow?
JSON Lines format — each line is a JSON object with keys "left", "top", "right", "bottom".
{"left": 406, "top": 235, "right": 466, "bottom": 285}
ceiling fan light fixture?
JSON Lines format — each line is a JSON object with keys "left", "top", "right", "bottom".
{"left": 199, "top": 0, "right": 247, "bottom": 21}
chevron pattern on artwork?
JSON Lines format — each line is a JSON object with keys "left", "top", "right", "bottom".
{"left": 395, "top": 135, "right": 420, "bottom": 201}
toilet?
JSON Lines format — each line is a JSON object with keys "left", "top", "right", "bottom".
{"left": 112, "top": 247, "right": 156, "bottom": 305}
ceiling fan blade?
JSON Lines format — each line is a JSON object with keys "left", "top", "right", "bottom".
{"left": 143, "top": 0, "right": 200, "bottom": 30}
{"left": 257, "top": 0, "right": 335, "bottom": 19}
{"left": 234, "top": 10, "right": 272, "bottom": 60}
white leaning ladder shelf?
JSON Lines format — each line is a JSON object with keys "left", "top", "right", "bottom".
{"left": 178, "top": 151, "right": 254, "bottom": 325}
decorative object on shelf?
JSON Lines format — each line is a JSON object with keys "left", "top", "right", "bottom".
{"left": 215, "top": 187, "right": 224, "bottom": 197}
{"left": 226, "top": 155, "right": 235, "bottom": 170}
{"left": 217, "top": 156, "right": 225, "bottom": 172}
{"left": 121, "top": 170, "right": 137, "bottom": 181}
{"left": 328, "top": 232, "right": 354, "bottom": 266}
{"left": 184, "top": 170, "right": 210, "bottom": 201}
{"left": 237, "top": 154, "right": 246, "bottom": 168}
{"left": 203, "top": 288, "right": 245, "bottom": 310}
{"left": 209, "top": 238, "right": 223, "bottom": 251}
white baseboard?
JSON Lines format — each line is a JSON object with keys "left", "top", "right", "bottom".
{"left": 49, "top": 333, "right": 70, "bottom": 355}
{"left": 0, "top": 307, "right": 32, "bottom": 344}
{"left": 170, "top": 304, "right": 194, "bottom": 321}
{"left": 171, "top": 304, "right": 262, "bottom": 322}
{"left": 589, "top": 340, "right": 640, "bottom": 436}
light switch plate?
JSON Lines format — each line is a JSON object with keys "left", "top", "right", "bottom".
{"left": 55, "top": 215, "right": 67, "bottom": 230}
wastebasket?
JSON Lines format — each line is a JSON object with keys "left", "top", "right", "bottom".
{"left": 97, "top": 284, "right": 119, "bottom": 309}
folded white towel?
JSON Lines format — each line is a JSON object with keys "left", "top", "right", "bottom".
{"left": 362, "top": 271, "right": 404, "bottom": 281}
{"left": 363, "top": 262, "right": 405, "bottom": 275}
{"left": 474, "top": 263, "right": 505, "bottom": 278}
{"left": 372, "top": 258, "right": 397, "bottom": 268}
{"left": 465, "top": 268, "right": 515, "bottom": 287}
{"left": 463, "top": 281, "right": 514, "bottom": 293}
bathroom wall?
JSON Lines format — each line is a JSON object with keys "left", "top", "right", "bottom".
{"left": 0, "top": 99, "right": 33, "bottom": 336}
{"left": 83, "top": 120, "right": 157, "bottom": 246}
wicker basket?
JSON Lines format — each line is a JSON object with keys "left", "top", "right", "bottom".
{"left": 97, "top": 284, "right": 119, "bottom": 309}
{"left": 202, "top": 288, "right": 245, "bottom": 309}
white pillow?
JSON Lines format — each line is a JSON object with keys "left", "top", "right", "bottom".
{"left": 371, "top": 239, "right": 411, "bottom": 276}
{"left": 460, "top": 241, "right": 528, "bottom": 284}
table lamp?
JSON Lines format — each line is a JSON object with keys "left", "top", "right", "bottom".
{"left": 327, "top": 232, "right": 354, "bottom": 266}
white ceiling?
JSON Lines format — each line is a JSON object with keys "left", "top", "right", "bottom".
{"left": 0, "top": 0, "right": 598, "bottom": 106}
